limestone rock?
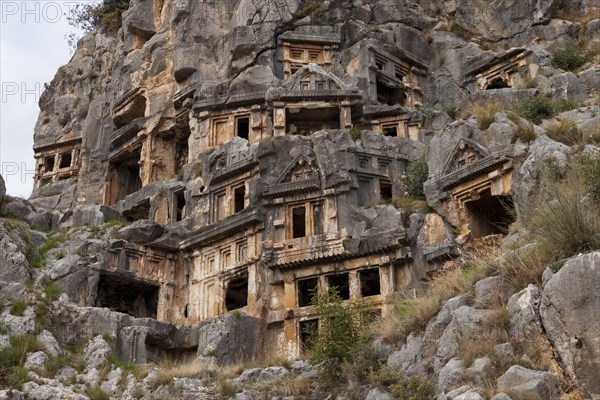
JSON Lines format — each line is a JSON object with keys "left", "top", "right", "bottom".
{"left": 24, "top": 351, "right": 49, "bottom": 370}
{"left": 365, "top": 387, "right": 395, "bottom": 400}
{"left": 71, "top": 204, "right": 122, "bottom": 227}
{"left": 474, "top": 276, "right": 513, "bottom": 309}
{"left": 540, "top": 252, "right": 600, "bottom": 398}
{"left": 496, "top": 365, "right": 559, "bottom": 399}
{"left": 455, "top": 0, "right": 553, "bottom": 41}
{"left": 83, "top": 335, "right": 112, "bottom": 370}
{"left": 197, "top": 314, "right": 258, "bottom": 365}
{"left": 117, "top": 219, "right": 164, "bottom": 244}
{"left": 437, "top": 358, "right": 465, "bottom": 395}
{"left": 21, "top": 382, "right": 88, "bottom": 400}
{"left": 435, "top": 306, "right": 493, "bottom": 369}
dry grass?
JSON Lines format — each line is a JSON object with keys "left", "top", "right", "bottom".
{"left": 459, "top": 337, "right": 496, "bottom": 368}
{"left": 151, "top": 362, "right": 217, "bottom": 388}
{"left": 546, "top": 119, "right": 583, "bottom": 146}
{"left": 248, "top": 375, "right": 312, "bottom": 396}
{"left": 375, "top": 247, "right": 498, "bottom": 343}
{"left": 462, "top": 101, "right": 505, "bottom": 129}
{"left": 489, "top": 245, "right": 547, "bottom": 291}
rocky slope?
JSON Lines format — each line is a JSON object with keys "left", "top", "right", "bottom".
{"left": 1, "top": 0, "right": 600, "bottom": 399}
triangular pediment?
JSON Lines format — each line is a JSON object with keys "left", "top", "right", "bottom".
{"left": 278, "top": 155, "right": 319, "bottom": 184}
{"left": 442, "top": 138, "right": 489, "bottom": 176}
{"left": 282, "top": 64, "right": 347, "bottom": 91}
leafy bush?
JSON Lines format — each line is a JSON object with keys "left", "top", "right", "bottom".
{"left": 551, "top": 46, "right": 589, "bottom": 71}
{"left": 307, "top": 288, "right": 368, "bottom": 385}
{"left": 405, "top": 155, "right": 429, "bottom": 200}
{"left": 546, "top": 119, "right": 582, "bottom": 146}
{"left": 514, "top": 95, "right": 555, "bottom": 124}
{"left": 579, "top": 155, "right": 600, "bottom": 203}
{"left": 68, "top": 0, "right": 131, "bottom": 36}
{"left": 369, "top": 365, "right": 435, "bottom": 400}
{"left": 85, "top": 387, "right": 110, "bottom": 400}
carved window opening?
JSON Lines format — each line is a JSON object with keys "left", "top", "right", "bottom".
{"left": 59, "top": 152, "right": 72, "bottom": 169}
{"left": 96, "top": 273, "right": 159, "bottom": 319}
{"left": 297, "top": 277, "right": 318, "bottom": 307}
{"left": 225, "top": 276, "right": 248, "bottom": 311}
{"left": 380, "top": 181, "right": 393, "bottom": 201}
{"left": 327, "top": 273, "right": 350, "bottom": 300}
{"left": 233, "top": 185, "right": 246, "bottom": 213}
{"left": 125, "top": 164, "right": 142, "bottom": 197}
{"left": 44, "top": 156, "right": 55, "bottom": 173}
{"left": 382, "top": 124, "right": 398, "bottom": 137}
{"left": 236, "top": 116, "right": 250, "bottom": 140}
{"left": 286, "top": 107, "right": 340, "bottom": 136}
{"left": 486, "top": 78, "right": 509, "bottom": 90}
{"left": 360, "top": 268, "right": 381, "bottom": 297}
{"left": 377, "top": 81, "right": 406, "bottom": 106}
{"left": 291, "top": 49, "right": 304, "bottom": 59}
{"left": 292, "top": 206, "right": 306, "bottom": 238}
{"left": 299, "top": 319, "right": 318, "bottom": 351}
{"left": 465, "top": 190, "right": 515, "bottom": 238}
{"left": 358, "top": 156, "right": 370, "bottom": 169}
{"left": 174, "top": 190, "right": 185, "bottom": 222}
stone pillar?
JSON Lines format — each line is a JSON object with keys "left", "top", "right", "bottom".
{"left": 348, "top": 270, "right": 360, "bottom": 300}
{"left": 340, "top": 101, "right": 352, "bottom": 130}
{"left": 273, "top": 102, "right": 286, "bottom": 136}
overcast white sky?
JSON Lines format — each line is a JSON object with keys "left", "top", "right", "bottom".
{"left": 1, "top": 1, "right": 91, "bottom": 197}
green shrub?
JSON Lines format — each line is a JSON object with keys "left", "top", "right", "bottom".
{"left": 369, "top": 365, "right": 435, "bottom": 400}
{"left": 350, "top": 126, "right": 362, "bottom": 140}
{"left": 444, "top": 22, "right": 471, "bottom": 40}
{"left": 546, "top": 119, "right": 582, "bottom": 146}
{"left": 7, "top": 366, "right": 32, "bottom": 389}
{"left": 10, "top": 300, "right": 28, "bottom": 316}
{"left": 442, "top": 104, "right": 458, "bottom": 120}
{"left": 551, "top": 46, "right": 589, "bottom": 71}
{"left": 0, "top": 335, "right": 43, "bottom": 368}
{"left": 514, "top": 95, "right": 555, "bottom": 124}
{"left": 43, "top": 280, "right": 62, "bottom": 301}
{"left": 85, "top": 386, "right": 110, "bottom": 400}
{"left": 405, "top": 155, "right": 429, "bottom": 200}
{"left": 578, "top": 155, "right": 600, "bottom": 203}
{"left": 68, "top": 0, "right": 130, "bottom": 35}
{"left": 307, "top": 288, "right": 368, "bottom": 385}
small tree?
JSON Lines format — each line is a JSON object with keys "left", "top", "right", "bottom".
{"left": 68, "top": 0, "right": 131, "bottom": 36}
{"left": 306, "top": 287, "right": 368, "bottom": 385}
{"left": 405, "top": 154, "right": 429, "bottom": 200}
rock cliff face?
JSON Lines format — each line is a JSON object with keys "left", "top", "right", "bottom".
{"left": 1, "top": 0, "right": 600, "bottom": 398}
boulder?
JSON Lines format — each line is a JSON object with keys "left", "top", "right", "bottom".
{"left": 496, "top": 366, "right": 559, "bottom": 399}
{"left": 437, "top": 358, "right": 465, "bottom": 395}
{"left": 24, "top": 351, "right": 49, "bottom": 370}
{"left": 71, "top": 204, "right": 122, "bottom": 227}
{"left": 83, "top": 335, "right": 112, "bottom": 370}
{"left": 540, "top": 252, "right": 600, "bottom": 398}
{"left": 474, "top": 276, "right": 513, "bottom": 308}
{"left": 365, "top": 387, "right": 395, "bottom": 400}
{"left": 117, "top": 219, "right": 164, "bottom": 244}
{"left": 196, "top": 314, "right": 258, "bottom": 365}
